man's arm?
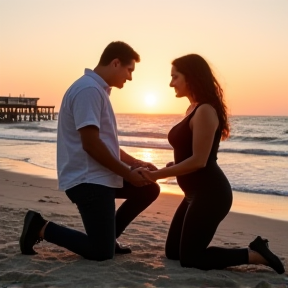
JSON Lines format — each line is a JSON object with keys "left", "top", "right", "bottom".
{"left": 79, "top": 125, "right": 148, "bottom": 186}
{"left": 120, "top": 149, "right": 139, "bottom": 166}
{"left": 120, "top": 148, "right": 158, "bottom": 171}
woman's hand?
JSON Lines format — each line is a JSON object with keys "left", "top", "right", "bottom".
{"left": 138, "top": 168, "right": 158, "bottom": 183}
{"left": 166, "top": 161, "right": 174, "bottom": 167}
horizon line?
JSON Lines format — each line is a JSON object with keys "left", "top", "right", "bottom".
{"left": 52, "top": 112, "right": 288, "bottom": 117}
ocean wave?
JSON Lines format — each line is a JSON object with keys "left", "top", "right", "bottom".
{"left": 119, "top": 141, "right": 287, "bottom": 157}
{"left": 218, "top": 148, "right": 288, "bottom": 157}
{"left": 3, "top": 125, "right": 57, "bottom": 133}
{"left": 121, "top": 132, "right": 288, "bottom": 145}
{"left": 0, "top": 135, "right": 56, "bottom": 143}
{"left": 2, "top": 123, "right": 288, "bottom": 145}
{"left": 269, "top": 139, "right": 288, "bottom": 145}
{"left": 158, "top": 179, "right": 288, "bottom": 196}
{"left": 230, "top": 186, "right": 288, "bottom": 196}
{"left": 0, "top": 135, "right": 287, "bottom": 157}
{"left": 230, "top": 135, "right": 281, "bottom": 142}
{"left": 0, "top": 156, "right": 55, "bottom": 170}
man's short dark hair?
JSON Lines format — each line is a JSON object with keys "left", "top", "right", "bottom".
{"left": 98, "top": 41, "right": 140, "bottom": 66}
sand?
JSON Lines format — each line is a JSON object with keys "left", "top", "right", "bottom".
{"left": 0, "top": 158, "right": 287, "bottom": 288}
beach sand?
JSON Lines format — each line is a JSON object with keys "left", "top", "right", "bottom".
{"left": 0, "top": 158, "right": 287, "bottom": 287}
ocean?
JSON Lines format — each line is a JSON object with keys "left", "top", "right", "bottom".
{"left": 0, "top": 114, "right": 287, "bottom": 196}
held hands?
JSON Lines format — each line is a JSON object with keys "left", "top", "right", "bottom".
{"left": 126, "top": 159, "right": 158, "bottom": 187}
{"left": 140, "top": 160, "right": 174, "bottom": 182}
{"left": 127, "top": 160, "right": 172, "bottom": 185}
{"left": 126, "top": 168, "right": 152, "bottom": 187}
{"left": 137, "top": 168, "right": 158, "bottom": 183}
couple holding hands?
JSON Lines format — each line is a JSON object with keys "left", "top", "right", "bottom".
{"left": 20, "top": 41, "right": 284, "bottom": 274}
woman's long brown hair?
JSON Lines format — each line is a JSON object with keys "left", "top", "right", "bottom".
{"left": 172, "top": 54, "right": 230, "bottom": 140}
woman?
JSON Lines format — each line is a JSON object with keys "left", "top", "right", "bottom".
{"left": 140, "top": 54, "right": 285, "bottom": 273}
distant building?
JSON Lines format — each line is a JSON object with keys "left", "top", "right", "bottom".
{"left": 0, "top": 96, "right": 55, "bottom": 123}
{"left": 0, "top": 96, "right": 39, "bottom": 106}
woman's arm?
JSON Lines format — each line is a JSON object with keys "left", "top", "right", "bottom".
{"left": 144, "top": 104, "right": 219, "bottom": 181}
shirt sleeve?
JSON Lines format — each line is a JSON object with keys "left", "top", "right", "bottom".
{"left": 71, "top": 87, "right": 104, "bottom": 130}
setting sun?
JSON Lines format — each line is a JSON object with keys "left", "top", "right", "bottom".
{"left": 144, "top": 94, "right": 157, "bottom": 106}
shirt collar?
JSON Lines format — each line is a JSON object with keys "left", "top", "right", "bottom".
{"left": 84, "top": 68, "right": 112, "bottom": 95}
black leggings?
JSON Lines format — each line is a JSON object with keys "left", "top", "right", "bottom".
{"left": 165, "top": 192, "right": 249, "bottom": 270}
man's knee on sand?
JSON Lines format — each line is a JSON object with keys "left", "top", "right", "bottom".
{"left": 81, "top": 245, "right": 114, "bottom": 261}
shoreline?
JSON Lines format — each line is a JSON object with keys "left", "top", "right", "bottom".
{"left": 1, "top": 156, "right": 287, "bottom": 222}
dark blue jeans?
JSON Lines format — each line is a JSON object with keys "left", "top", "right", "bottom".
{"left": 44, "top": 181, "right": 160, "bottom": 261}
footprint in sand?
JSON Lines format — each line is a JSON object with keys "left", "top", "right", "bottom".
{"left": 38, "top": 199, "right": 60, "bottom": 204}
{"left": 233, "top": 231, "right": 244, "bottom": 235}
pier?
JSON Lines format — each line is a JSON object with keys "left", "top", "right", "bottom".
{"left": 0, "top": 96, "right": 55, "bottom": 123}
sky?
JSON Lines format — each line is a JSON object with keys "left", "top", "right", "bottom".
{"left": 0, "top": 0, "right": 287, "bottom": 116}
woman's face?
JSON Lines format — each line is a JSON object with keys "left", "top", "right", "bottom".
{"left": 169, "top": 66, "right": 190, "bottom": 98}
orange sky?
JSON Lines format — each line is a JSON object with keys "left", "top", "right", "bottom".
{"left": 0, "top": 0, "right": 287, "bottom": 115}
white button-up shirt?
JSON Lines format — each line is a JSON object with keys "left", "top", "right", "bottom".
{"left": 57, "top": 69, "right": 122, "bottom": 191}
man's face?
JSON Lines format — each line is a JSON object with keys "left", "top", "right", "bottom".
{"left": 112, "top": 59, "right": 135, "bottom": 89}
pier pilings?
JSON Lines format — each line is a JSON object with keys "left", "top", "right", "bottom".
{"left": 0, "top": 105, "right": 55, "bottom": 123}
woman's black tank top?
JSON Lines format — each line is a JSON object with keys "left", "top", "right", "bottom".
{"left": 168, "top": 104, "right": 223, "bottom": 193}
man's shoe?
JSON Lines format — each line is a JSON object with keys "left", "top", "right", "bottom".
{"left": 249, "top": 236, "right": 285, "bottom": 274}
{"left": 115, "top": 240, "right": 131, "bottom": 254}
{"left": 19, "top": 210, "right": 47, "bottom": 255}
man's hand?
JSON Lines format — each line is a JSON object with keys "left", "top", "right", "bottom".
{"left": 138, "top": 168, "right": 158, "bottom": 183}
{"left": 130, "top": 160, "right": 158, "bottom": 171}
{"left": 125, "top": 168, "right": 153, "bottom": 187}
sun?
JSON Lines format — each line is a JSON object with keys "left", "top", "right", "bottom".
{"left": 144, "top": 94, "right": 157, "bottom": 106}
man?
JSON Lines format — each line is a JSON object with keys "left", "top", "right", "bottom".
{"left": 19, "top": 41, "right": 160, "bottom": 261}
